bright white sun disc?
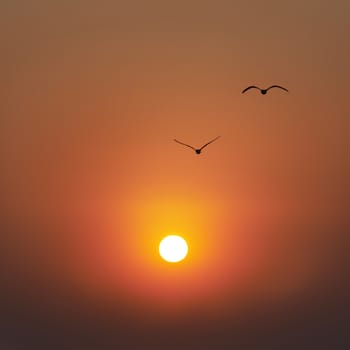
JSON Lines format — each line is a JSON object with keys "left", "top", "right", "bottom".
{"left": 159, "top": 235, "right": 188, "bottom": 263}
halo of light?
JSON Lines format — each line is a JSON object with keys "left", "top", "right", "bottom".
{"left": 159, "top": 235, "right": 188, "bottom": 263}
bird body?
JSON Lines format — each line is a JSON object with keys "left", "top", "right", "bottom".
{"left": 174, "top": 136, "right": 220, "bottom": 154}
{"left": 242, "top": 85, "right": 288, "bottom": 94}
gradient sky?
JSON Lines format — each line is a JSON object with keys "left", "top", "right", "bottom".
{"left": 1, "top": 1, "right": 350, "bottom": 349}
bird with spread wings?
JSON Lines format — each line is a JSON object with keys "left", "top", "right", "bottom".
{"left": 242, "top": 85, "right": 288, "bottom": 95}
{"left": 174, "top": 136, "right": 221, "bottom": 154}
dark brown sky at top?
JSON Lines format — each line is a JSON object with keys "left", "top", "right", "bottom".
{"left": 1, "top": 1, "right": 350, "bottom": 349}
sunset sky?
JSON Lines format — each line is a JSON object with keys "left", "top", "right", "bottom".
{"left": 1, "top": 1, "right": 350, "bottom": 349}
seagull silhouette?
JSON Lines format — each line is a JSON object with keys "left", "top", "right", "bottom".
{"left": 174, "top": 136, "right": 220, "bottom": 154}
{"left": 242, "top": 85, "right": 288, "bottom": 95}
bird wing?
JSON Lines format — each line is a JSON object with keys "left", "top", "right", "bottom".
{"left": 199, "top": 136, "right": 221, "bottom": 150}
{"left": 241, "top": 86, "right": 260, "bottom": 94}
{"left": 174, "top": 139, "right": 196, "bottom": 150}
{"left": 267, "top": 85, "right": 289, "bottom": 92}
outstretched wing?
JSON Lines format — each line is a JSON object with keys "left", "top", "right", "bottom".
{"left": 267, "top": 85, "right": 288, "bottom": 92}
{"left": 174, "top": 139, "right": 196, "bottom": 151}
{"left": 199, "top": 136, "right": 221, "bottom": 150}
{"left": 241, "top": 86, "right": 260, "bottom": 94}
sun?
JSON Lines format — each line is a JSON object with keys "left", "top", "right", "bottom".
{"left": 159, "top": 235, "right": 188, "bottom": 263}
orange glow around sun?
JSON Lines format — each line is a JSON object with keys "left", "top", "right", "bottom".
{"left": 95, "top": 190, "right": 248, "bottom": 317}
{"left": 73, "top": 188, "right": 266, "bottom": 320}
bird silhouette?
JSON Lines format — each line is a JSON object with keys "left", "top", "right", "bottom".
{"left": 174, "top": 136, "right": 220, "bottom": 154}
{"left": 242, "top": 85, "right": 288, "bottom": 95}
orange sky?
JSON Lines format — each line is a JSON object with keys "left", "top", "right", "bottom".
{"left": 1, "top": 0, "right": 350, "bottom": 348}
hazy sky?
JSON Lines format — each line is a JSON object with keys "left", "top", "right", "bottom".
{"left": 1, "top": 1, "right": 350, "bottom": 349}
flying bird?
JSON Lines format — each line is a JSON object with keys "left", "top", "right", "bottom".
{"left": 242, "top": 85, "right": 288, "bottom": 95}
{"left": 174, "top": 136, "right": 220, "bottom": 154}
